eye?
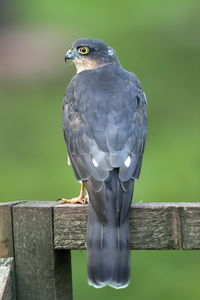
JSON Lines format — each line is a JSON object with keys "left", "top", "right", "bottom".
{"left": 77, "top": 46, "right": 90, "bottom": 55}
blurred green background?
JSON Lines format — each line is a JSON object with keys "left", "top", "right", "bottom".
{"left": 0, "top": 0, "right": 199, "bottom": 299}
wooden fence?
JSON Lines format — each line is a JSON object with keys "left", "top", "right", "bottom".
{"left": 1, "top": 201, "right": 200, "bottom": 300}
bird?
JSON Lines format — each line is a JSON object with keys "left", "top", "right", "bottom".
{"left": 61, "top": 38, "right": 147, "bottom": 289}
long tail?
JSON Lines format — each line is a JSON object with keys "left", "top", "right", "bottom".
{"left": 85, "top": 171, "right": 134, "bottom": 289}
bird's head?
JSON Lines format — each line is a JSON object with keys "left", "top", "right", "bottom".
{"left": 64, "top": 38, "right": 118, "bottom": 73}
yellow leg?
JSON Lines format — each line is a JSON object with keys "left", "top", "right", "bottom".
{"left": 57, "top": 183, "right": 88, "bottom": 204}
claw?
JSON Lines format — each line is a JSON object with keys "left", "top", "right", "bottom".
{"left": 57, "top": 196, "right": 87, "bottom": 204}
{"left": 57, "top": 182, "right": 88, "bottom": 204}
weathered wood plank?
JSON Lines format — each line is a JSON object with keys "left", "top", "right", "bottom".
{"left": 12, "top": 202, "right": 72, "bottom": 300}
{"left": 0, "top": 202, "right": 21, "bottom": 258}
{"left": 180, "top": 206, "right": 200, "bottom": 249}
{"left": 0, "top": 258, "right": 16, "bottom": 300}
{"left": 54, "top": 202, "right": 200, "bottom": 250}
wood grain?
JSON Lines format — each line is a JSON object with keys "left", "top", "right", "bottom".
{"left": 12, "top": 202, "right": 72, "bottom": 300}
{"left": 0, "top": 202, "right": 21, "bottom": 258}
{"left": 54, "top": 202, "right": 200, "bottom": 250}
{"left": 0, "top": 258, "right": 15, "bottom": 300}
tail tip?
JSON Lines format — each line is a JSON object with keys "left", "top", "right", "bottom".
{"left": 88, "top": 279, "right": 106, "bottom": 289}
{"left": 109, "top": 281, "right": 129, "bottom": 289}
{"left": 88, "top": 279, "right": 130, "bottom": 289}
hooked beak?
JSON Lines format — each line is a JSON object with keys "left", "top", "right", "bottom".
{"left": 64, "top": 49, "right": 78, "bottom": 62}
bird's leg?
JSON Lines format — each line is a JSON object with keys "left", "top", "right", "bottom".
{"left": 57, "top": 182, "right": 88, "bottom": 204}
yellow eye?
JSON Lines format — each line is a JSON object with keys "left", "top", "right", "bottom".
{"left": 78, "top": 46, "right": 89, "bottom": 55}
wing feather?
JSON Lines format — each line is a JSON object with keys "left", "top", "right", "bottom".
{"left": 62, "top": 65, "right": 147, "bottom": 219}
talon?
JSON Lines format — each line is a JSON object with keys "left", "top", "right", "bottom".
{"left": 57, "top": 183, "right": 88, "bottom": 204}
{"left": 81, "top": 195, "right": 88, "bottom": 205}
{"left": 57, "top": 197, "right": 84, "bottom": 204}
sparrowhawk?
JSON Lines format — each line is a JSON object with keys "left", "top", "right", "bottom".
{"left": 62, "top": 38, "right": 147, "bottom": 289}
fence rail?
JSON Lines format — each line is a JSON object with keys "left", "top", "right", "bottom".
{"left": 1, "top": 201, "right": 200, "bottom": 300}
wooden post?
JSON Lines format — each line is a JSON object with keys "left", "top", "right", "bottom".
{"left": 12, "top": 202, "right": 72, "bottom": 300}
{"left": 0, "top": 202, "right": 19, "bottom": 300}
{"left": 0, "top": 258, "right": 15, "bottom": 300}
{"left": 0, "top": 202, "right": 17, "bottom": 258}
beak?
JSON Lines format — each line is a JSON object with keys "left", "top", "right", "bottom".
{"left": 64, "top": 49, "right": 77, "bottom": 62}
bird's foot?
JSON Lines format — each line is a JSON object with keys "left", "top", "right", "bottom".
{"left": 57, "top": 195, "right": 88, "bottom": 205}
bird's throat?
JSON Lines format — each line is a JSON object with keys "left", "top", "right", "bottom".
{"left": 74, "top": 58, "right": 108, "bottom": 74}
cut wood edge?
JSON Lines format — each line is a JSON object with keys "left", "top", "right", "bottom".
{"left": 0, "top": 258, "right": 14, "bottom": 300}
{"left": 0, "top": 201, "right": 27, "bottom": 258}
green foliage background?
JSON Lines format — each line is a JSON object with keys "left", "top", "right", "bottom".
{"left": 0, "top": 0, "right": 199, "bottom": 299}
